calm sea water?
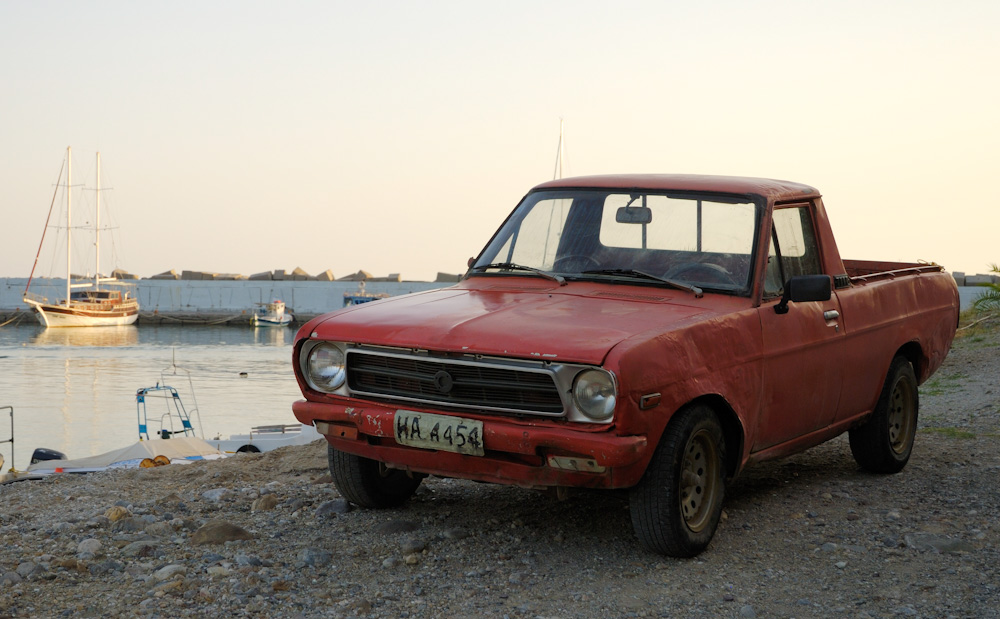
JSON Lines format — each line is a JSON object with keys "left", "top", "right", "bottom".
{"left": 0, "top": 324, "right": 302, "bottom": 470}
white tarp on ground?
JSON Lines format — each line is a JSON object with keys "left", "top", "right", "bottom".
{"left": 26, "top": 436, "right": 224, "bottom": 474}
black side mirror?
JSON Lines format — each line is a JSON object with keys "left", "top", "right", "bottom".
{"left": 774, "top": 274, "right": 831, "bottom": 314}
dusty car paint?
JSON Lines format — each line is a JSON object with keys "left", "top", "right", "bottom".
{"left": 291, "top": 174, "right": 959, "bottom": 554}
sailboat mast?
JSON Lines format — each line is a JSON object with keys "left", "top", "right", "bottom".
{"left": 65, "top": 146, "right": 72, "bottom": 306}
{"left": 95, "top": 152, "right": 101, "bottom": 289}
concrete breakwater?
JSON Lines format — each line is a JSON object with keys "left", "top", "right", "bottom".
{"left": 2, "top": 275, "right": 992, "bottom": 325}
{"left": 1, "top": 277, "right": 452, "bottom": 325}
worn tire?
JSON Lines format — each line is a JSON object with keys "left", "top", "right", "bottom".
{"left": 849, "top": 356, "right": 918, "bottom": 474}
{"left": 328, "top": 446, "right": 422, "bottom": 508}
{"left": 629, "top": 405, "right": 726, "bottom": 557}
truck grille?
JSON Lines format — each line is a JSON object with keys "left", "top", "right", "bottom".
{"left": 345, "top": 350, "right": 565, "bottom": 415}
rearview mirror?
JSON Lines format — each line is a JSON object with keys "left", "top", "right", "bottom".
{"left": 774, "top": 274, "right": 832, "bottom": 314}
{"left": 616, "top": 206, "right": 652, "bottom": 224}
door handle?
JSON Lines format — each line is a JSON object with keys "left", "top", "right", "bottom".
{"left": 823, "top": 310, "right": 840, "bottom": 321}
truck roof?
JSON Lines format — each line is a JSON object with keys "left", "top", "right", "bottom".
{"left": 533, "top": 174, "right": 820, "bottom": 202}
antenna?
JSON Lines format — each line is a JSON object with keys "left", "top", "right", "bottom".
{"left": 553, "top": 118, "right": 565, "bottom": 180}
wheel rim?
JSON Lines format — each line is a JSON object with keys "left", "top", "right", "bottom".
{"left": 887, "top": 374, "right": 916, "bottom": 455}
{"left": 679, "top": 428, "right": 721, "bottom": 533}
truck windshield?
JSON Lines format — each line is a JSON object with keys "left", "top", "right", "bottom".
{"left": 472, "top": 189, "right": 760, "bottom": 294}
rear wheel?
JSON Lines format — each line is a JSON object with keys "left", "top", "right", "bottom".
{"left": 629, "top": 405, "right": 726, "bottom": 557}
{"left": 849, "top": 356, "right": 918, "bottom": 473}
{"left": 328, "top": 445, "right": 423, "bottom": 508}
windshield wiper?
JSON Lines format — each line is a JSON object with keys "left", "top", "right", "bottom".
{"left": 471, "top": 262, "right": 566, "bottom": 285}
{"left": 581, "top": 268, "right": 703, "bottom": 298}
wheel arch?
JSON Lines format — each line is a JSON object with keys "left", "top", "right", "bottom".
{"left": 684, "top": 394, "right": 745, "bottom": 480}
{"left": 894, "top": 341, "right": 923, "bottom": 382}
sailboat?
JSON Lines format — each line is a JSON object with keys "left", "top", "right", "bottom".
{"left": 22, "top": 147, "right": 140, "bottom": 328}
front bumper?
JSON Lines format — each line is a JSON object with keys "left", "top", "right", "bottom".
{"left": 292, "top": 399, "right": 649, "bottom": 489}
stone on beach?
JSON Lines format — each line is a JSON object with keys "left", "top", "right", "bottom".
{"left": 251, "top": 494, "right": 279, "bottom": 512}
{"left": 190, "top": 520, "right": 253, "bottom": 544}
{"left": 105, "top": 505, "right": 130, "bottom": 522}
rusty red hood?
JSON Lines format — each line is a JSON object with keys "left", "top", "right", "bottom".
{"left": 302, "top": 278, "right": 742, "bottom": 365}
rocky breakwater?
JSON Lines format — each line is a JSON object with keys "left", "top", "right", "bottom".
{"left": 1, "top": 320, "right": 999, "bottom": 618}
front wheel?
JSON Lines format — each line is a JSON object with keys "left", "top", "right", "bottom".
{"left": 629, "top": 405, "right": 726, "bottom": 557}
{"left": 849, "top": 356, "right": 918, "bottom": 474}
{"left": 328, "top": 445, "right": 423, "bottom": 508}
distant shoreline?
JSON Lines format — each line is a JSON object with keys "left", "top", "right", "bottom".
{"left": 1, "top": 277, "right": 455, "bottom": 325}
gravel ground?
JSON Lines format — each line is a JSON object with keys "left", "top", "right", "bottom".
{"left": 1, "top": 318, "right": 997, "bottom": 618}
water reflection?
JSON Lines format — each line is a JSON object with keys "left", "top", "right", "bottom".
{"left": 252, "top": 326, "right": 293, "bottom": 346}
{"left": 31, "top": 326, "right": 139, "bottom": 347}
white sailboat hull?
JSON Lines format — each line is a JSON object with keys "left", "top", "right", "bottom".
{"left": 26, "top": 298, "right": 139, "bottom": 328}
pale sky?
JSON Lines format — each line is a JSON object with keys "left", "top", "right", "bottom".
{"left": 2, "top": 1, "right": 998, "bottom": 282}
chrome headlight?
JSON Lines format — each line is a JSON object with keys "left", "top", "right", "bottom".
{"left": 306, "top": 343, "right": 346, "bottom": 392}
{"left": 572, "top": 369, "right": 617, "bottom": 421}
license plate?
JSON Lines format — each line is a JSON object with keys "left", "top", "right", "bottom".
{"left": 394, "top": 410, "right": 485, "bottom": 456}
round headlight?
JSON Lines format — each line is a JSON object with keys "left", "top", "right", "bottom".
{"left": 307, "top": 344, "right": 346, "bottom": 392}
{"left": 573, "top": 369, "right": 617, "bottom": 420}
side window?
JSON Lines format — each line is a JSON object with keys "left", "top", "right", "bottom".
{"left": 764, "top": 206, "right": 822, "bottom": 298}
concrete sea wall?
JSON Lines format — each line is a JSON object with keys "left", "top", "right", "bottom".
{"left": 2, "top": 276, "right": 993, "bottom": 325}
{"left": 1, "top": 278, "right": 452, "bottom": 325}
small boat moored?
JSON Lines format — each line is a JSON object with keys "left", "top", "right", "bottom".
{"left": 343, "top": 281, "right": 388, "bottom": 307}
{"left": 251, "top": 299, "right": 293, "bottom": 327}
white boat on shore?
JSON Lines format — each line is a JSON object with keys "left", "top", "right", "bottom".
{"left": 1, "top": 358, "right": 317, "bottom": 482}
{"left": 207, "top": 423, "right": 321, "bottom": 454}
{"left": 23, "top": 436, "right": 224, "bottom": 476}
{"left": 251, "top": 299, "right": 293, "bottom": 327}
{"left": 1, "top": 401, "right": 224, "bottom": 481}
{"left": 22, "top": 147, "right": 139, "bottom": 328}
{"left": 139, "top": 361, "right": 318, "bottom": 454}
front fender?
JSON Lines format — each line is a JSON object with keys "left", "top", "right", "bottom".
{"left": 607, "top": 309, "right": 763, "bottom": 474}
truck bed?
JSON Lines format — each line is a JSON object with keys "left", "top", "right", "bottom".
{"left": 843, "top": 259, "right": 946, "bottom": 283}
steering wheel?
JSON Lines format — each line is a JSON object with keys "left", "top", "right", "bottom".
{"left": 553, "top": 254, "right": 601, "bottom": 272}
{"left": 664, "top": 262, "right": 737, "bottom": 285}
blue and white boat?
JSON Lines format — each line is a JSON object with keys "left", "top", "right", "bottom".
{"left": 343, "top": 282, "right": 388, "bottom": 307}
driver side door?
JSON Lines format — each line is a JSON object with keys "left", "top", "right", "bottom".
{"left": 754, "top": 205, "right": 846, "bottom": 451}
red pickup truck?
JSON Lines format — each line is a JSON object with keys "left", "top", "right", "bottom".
{"left": 292, "top": 175, "right": 959, "bottom": 557}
